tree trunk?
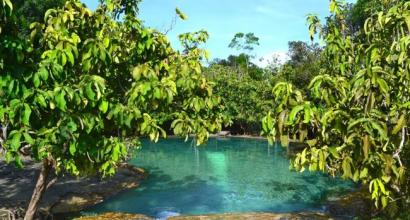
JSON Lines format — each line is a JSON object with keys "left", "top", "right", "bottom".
{"left": 24, "top": 158, "right": 51, "bottom": 220}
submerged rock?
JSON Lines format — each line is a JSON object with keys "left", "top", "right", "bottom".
{"left": 287, "top": 142, "right": 308, "bottom": 156}
{"left": 325, "top": 186, "right": 373, "bottom": 219}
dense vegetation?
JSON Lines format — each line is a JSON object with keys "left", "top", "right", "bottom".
{"left": 203, "top": 39, "right": 321, "bottom": 135}
{"left": 263, "top": 0, "right": 410, "bottom": 217}
{"left": 0, "top": 0, "right": 226, "bottom": 219}
{"left": 1, "top": 0, "right": 410, "bottom": 218}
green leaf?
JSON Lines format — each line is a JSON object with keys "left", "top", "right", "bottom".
{"left": 370, "top": 121, "right": 387, "bottom": 140}
{"left": 61, "top": 53, "right": 67, "bottom": 66}
{"left": 381, "top": 196, "right": 388, "bottom": 208}
{"left": 103, "top": 38, "right": 110, "bottom": 48}
{"left": 112, "top": 143, "right": 120, "bottom": 161}
{"left": 360, "top": 168, "right": 368, "bottom": 179}
{"left": 23, "top": 132, "right": 34, "bottom": 145}
{"left": 377, "top": 78, "right": 389, "bottom": 94}
{"left": 35, "top": 94, "right": 47, "bottom": 108}
{"left": 22, "top": 104, "right": 32, "bottom": 126}
{"left": 85, "top": 83, "right": 96, "bottom": 100}
{"left": 55, "top": 90, "right": 67, "bottom": 111}
{"left": 9, "top": 131, "right": 22, "bottom": 151}
{"left": 392, "top": 115, "right": 406, "bottom": 135}
{"left": 288, "top": 104, "right": 304, "bottom": 124}
{"left": 347, "top": 118, "right": 369, "bottom": 131}
{"left": 66, "top": 50, "right": 75, "bottom": 65}
{"left": 328, "top": 146, "right": 340, "bottom": 159}
{"left": 69, "top": 142, "right": 76, "bottom": 156}
{"left": 303, "top": 105, "right": 312, "bottom": 123}
{"left": 33, "top": 74, "right": 40, "bottom": 88}
{"left": 38, "top": 67, "right": 49, "bottom": 80}
{"left": 176, "top": 8, "right": 188, "bottom": 20}
{"left": 378, "top": 179, "right": 386, "bottom": 194}
{"left": 99, "top": 100, "right": 109, "bottom": 113}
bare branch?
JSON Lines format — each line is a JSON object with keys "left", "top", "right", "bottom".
{"left": 393, "top": 127, "right": 406, "bottom": 167}
{"left": 19, "top": 144, "right": 31, "bottom": 156}
{"left": 163, "top": 15, "right": 177, "bottom": 35}
{"left": 0, "top": 122, "right": 8, "bottom": 154}
{"left": 46, "top": 177, "right": 58, "bottom": 190}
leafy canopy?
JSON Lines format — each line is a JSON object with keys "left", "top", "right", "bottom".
{"left": 263, "top": 0, "right": 410, "bottom": 210}
{"left": 0, "top": 0, "right": 226, "bottom": 178}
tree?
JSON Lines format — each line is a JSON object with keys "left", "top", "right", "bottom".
{"left": 344, "top": 0, "right": 406, "bottom": 36}
{"left": 211, "top": 54, "right": 265, "bottom": 80}
{"left": 204, "top": 64, "right": 273, "bottom": 134}
{"left": 0, "top": 1, "right": 226, "bottom": 219}
{"left": 228, "top": 32, "right": 260, "bottom": 76}
{"left": 263, "top": 0, "right": 410, "bottom": 216}
{"left": 272, "top": 41, "right": 322, "bottom": 93}
{"left": 12, "top": 0, "right": 67, "bottom": 36}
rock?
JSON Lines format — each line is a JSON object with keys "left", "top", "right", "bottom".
{"left": 0, "top": 161, "right": 146, "bottom": 218}
{"left": 0, "top": 209, "right": 14, "bottom": 220}
{"left": 74, "top": 212, "right": 152, "bottom": 220}
{"left": 325, "top": 187, "right": 373, "bottom": 219}
{"left": 217, "top": 131, "right": 231, "bottom": 136}
{"left": 74, "top": 212, "right": 331, "bottom": 220}
{"left": 48, "top": 168, "right": 144, "bottom": 214}
{"left": 169, "top": 212, "right": 331, "bottom": 220}
{"left": 51, "top": 193, "right": 104, "bottom": 213}
{"left": 157, "top": 211, "right": 180, "bottom": 219}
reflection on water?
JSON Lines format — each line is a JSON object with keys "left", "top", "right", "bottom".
{"left": 84, "top": 138, "right": 355, "bottom": 218}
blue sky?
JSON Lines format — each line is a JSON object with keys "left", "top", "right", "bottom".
{"left": 82, "top": 0, "right": 354, "bottom": 65}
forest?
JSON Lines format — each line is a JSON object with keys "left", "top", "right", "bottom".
{"left": 1, "top": 0, "right": 410, "bottom": 219}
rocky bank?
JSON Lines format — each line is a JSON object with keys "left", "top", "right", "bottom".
{"left": 0, "top": 160, "right": 146, "bottom": 219}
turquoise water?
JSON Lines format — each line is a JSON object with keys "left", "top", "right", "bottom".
{"left": 84, "top": 138, "right": 354, "bottom": 218}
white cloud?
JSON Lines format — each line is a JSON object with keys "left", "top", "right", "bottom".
{"left": 253, "top": 51, "right": 290, "bottom": 68}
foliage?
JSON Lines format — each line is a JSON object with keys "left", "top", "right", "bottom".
{"left": 211, "top": 54, "right": 265, "bottom": 80}
{"left": 345, "top": 0, "right": 406, "bottom": 36}
{"left": 1, "top": 0, "right": 226, "bottom": 217}
{"left": 0, "top": 0, "right": 226, "bottom": 173}
{"left": 204, "top": 64, "right": 273, "bottom": 134}
{"left": 272, "top": 41, "right": 322, "bottom": 92}
{"left": 12, "top": 0, "right": 67, "bottom": 36}
{"left": 228, "top": 32, "right": 260, "bottom": 76}
{"left": 263, "top": 0, "right": 410, "bottom": 212}
{"left": 228, "top": 32, "right": 260, "bottom": 54}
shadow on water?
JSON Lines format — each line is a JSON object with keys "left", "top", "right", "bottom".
{"left": 87, "top": 167, "right": 226, "bottom": 217}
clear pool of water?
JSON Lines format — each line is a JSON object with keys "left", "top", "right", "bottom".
{"left": 84, "top": 137, "right": 354, "bottom": 218}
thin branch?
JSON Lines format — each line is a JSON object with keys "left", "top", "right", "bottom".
{"left": 0, "top": 122, "right": 8, "bottom": 148}
{"left": 19, "top": 144, "right": 31, "bottom": 156}
{"left": 46, "top": 177, "right": 58, "bottom": 190}
{"left": 163, "top": 15, "right": 177, "bottom": 35}
{"left": 393, "top": 127, "right": 406, "bottom": 167}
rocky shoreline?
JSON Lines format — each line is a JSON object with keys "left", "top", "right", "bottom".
{"left": 74, "top": 212, "right": 332, "bottom": 220}
{"left": 0, "top": 160, "right": 146, "bottom": 219}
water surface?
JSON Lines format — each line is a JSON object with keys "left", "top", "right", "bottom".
{"left": 84, "top": 138, "right": 354, "bottom": 218}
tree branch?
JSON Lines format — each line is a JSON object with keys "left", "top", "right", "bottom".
{"left": 0, "top": 122, "right": 8, "bottom": 154}
{"left": 393, "top": 127, "right": 406, "bottom": 167}
{"left": 19, "top": 144, "right": 31, "bottom": 156}
{"left": 46, "top": 177, "right": 58, "bottom": 190}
